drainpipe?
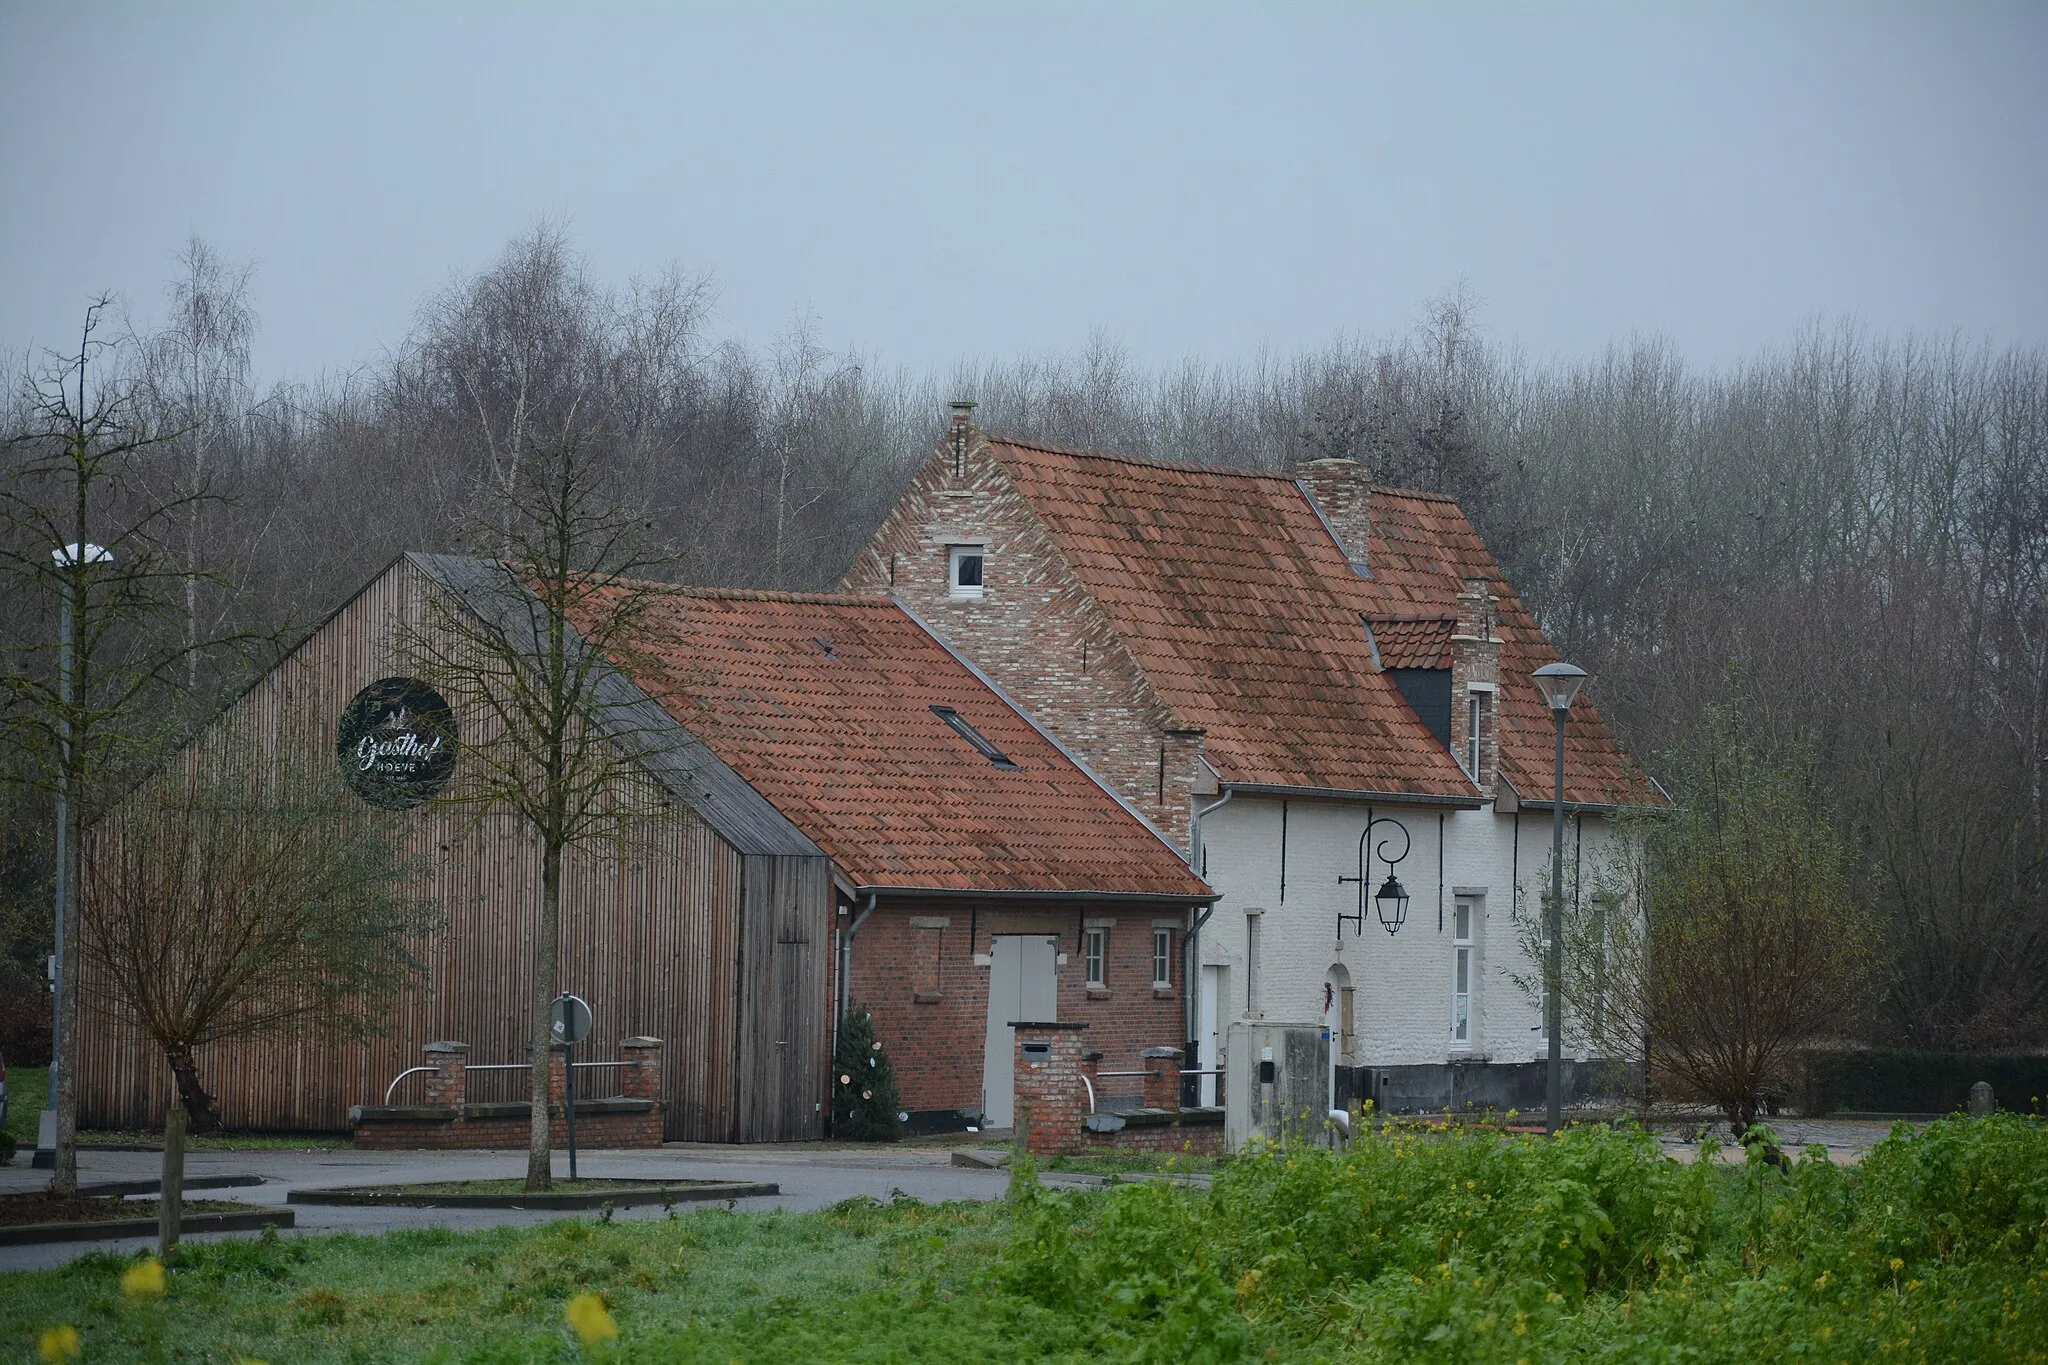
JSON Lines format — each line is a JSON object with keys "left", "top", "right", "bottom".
{"left": 833, "top": 892, "right": 878, "bottom": 1063}
{"left": 1185, "top": 789, "right": 1234, "bottom": 1079}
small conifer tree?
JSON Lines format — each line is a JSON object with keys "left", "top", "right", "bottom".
{"left": 832, "top": 1008, "right": 904, "bottom": 1141}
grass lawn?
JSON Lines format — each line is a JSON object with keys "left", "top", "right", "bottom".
{"left": 2, "top": 1196, "right": 1039, "bottom": 1363}
{"left": 74, "top": 1129, "right": 346, "bottom": 1152}
{"left": 3, "top": 1116, "right": 2044, "bottom": 1363}
{"left": 1042, "top": 1150, "right": 1223, "bottom": 1175}
{"left": 3, "top": 1067, "right": 47, "bottom": 1154}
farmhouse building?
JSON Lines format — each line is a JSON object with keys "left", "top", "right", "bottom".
{"left": 77, "top": 553, "right": 1210, "bottom": 1142}
{"left": 843, "top": 410, "right": 1660, "bottom": 1112}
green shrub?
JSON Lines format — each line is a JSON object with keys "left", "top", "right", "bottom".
{"left": 994, "top": 1115, "right": 2048, "bottom": 1362}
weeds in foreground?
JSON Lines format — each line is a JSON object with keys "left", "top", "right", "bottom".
{"left": 5, "top": 1115, "right": 2044, "bottom": 1362}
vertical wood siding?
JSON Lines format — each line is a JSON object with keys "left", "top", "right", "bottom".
{"left": 75, "top": 558, "right": 828, "bottom": 1142}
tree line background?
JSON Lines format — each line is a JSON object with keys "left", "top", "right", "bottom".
{"left": 4, "top": 226, "right": 2043, "bottom": 1063}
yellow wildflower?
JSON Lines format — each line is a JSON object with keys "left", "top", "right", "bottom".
{"left": 38, "top": 1326, "right": 81, "bottom": 1362}
{"left": 122, "top": 1258, "right": 166, "bottom": 1298}
{"left": 1888, "top": 1257, "right": 1905, "bottom": 1273}
{"left": 566, "top": 1292, "right": 617, "bottom": 1349}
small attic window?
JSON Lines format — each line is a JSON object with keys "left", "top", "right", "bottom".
{"left": 948, "top": 544, "right": 985, "bottom": 598}
{"left": 931, "top": 705, "right": 1017, "bottom": 768}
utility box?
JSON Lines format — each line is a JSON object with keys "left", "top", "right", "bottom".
{"left": 1223, "top": 1021, "right": 1329, "bottom": 1150}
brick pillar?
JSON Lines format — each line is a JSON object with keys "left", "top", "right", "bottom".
{"left": 1013, "top": 1022, "right": 1088, "bottom": 1156}
{"left": 1142, "top": 1046, "right": 1184, "bottom": 1113}
{"left": 548, "top": 1044, "right": 570, "bottom": 1142}
{"left": 422, "top": 1041, "right": 468, "bottom": 1107}
{"left": 621, "top": 1037, "right": 663, "bottom": 1102}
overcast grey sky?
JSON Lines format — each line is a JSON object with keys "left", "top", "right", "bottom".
{"left": 3, "top": 4, "right": 2044, "bottom": 385}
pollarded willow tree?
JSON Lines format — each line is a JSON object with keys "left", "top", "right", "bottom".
{"left": 79, "top": 757, "right": 430, "bottom": 1246}
{"left": 1527, "top": 706, "right": 1873, "bottom": 1137}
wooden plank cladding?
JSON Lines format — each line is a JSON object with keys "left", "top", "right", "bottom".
{"left": 75, "top": 555, "right": 833, "bottom": 1143}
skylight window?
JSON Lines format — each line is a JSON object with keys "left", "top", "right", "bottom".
{"left": 931, "top": 705, "right": 1017, "bottom": 768}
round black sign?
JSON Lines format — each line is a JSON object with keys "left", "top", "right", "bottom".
{"left": 336, "top": 677, "right": 458, "bottom": 810}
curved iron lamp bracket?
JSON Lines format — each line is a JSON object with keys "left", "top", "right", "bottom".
{"left": 1337, "top": 807, "right": 1413, "bottom": 937}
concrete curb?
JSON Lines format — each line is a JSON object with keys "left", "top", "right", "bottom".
{"left": 74, "top": 1175, "right": 265, "bottom": 1198}
{"left": 287, "top": 1180, "right": 778, "bottom": 1210}
{"left": 0, "top": 1208, "right": 294, "bottom": 1247}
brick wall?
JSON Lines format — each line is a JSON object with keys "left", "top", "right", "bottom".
{"left": 840, "top": 429, "right": 1207, "bottom": 851}
{"left": 846, "top": 896, "right": 1190, "bottom": 1118}
{"left": 352, "top": 1039, "right": 664, "bottom": 1150}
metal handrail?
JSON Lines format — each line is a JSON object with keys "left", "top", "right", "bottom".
{"left": 383, "top": 1067, "right": 435, "bottom": 1104}
{"left": 1093, "top": 1069, "right": 1160, "bottom": 1079}
{"left": 1080, "top": 1073, "right": 1096, "bottom": 1114}
{"left": 380, "top": 1058, "right": 632, "bottom": 1105}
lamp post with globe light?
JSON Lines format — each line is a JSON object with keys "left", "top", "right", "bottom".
{"left": 34, "top": 542, "right": 113, "bottom": 1170}
{"left": 1532, "top": 661, "right": 1587, "bottom": 1137}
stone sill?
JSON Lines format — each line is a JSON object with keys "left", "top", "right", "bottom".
{"left": 913, "top": 990, "right": 942, "bottom": 1004}
{"left": 1152, "top": 986, "right": 1176, "bottom": 1000}
{"left": 1085, "top": 987, "right": 1112, "bottom": 1000}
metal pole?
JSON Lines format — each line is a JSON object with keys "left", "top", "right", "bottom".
{"left": 565, "top": 1043, "right": 578, "bottom": 1182}
{"left": 1546, "top": 706, "right": 1567, "bottom": 1136}
{"left": 34, "top": 575, "right": 74, "bottom": 1169}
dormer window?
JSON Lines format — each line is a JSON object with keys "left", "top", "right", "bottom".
{"left": 948, "top": 544, "right": 985, "bottom": 598}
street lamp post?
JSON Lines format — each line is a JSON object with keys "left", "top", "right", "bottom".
{"left": 1532, "top": 661, "right": 1587, "bottom": 1137}
{"left": 34, "top": 542, "right": 112, "bottom": 1170}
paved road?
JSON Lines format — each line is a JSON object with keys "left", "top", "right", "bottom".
{"left": 0, "top": 1142, "right": 1015, "bottom": 1273}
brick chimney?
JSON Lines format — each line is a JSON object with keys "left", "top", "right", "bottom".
{"left": 1450, "top": 579, "right": 1502, "bottom": 792}
{"left": 948, "top": 399, "right": 977, "bottom": 477}
{"left": 1295, "top": 458, "right": 1372, "bottom": 575}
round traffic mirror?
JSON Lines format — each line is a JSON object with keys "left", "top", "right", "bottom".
{"left": 551, "top": 993, "right": 593, "bottom": 1046}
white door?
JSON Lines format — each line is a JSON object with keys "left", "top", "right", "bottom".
{"left": 982, "top": 935, "right": 1059, "bottom": 1128}
{"left": 1200, "top": 964, "right": 1225, "bottom": 1106}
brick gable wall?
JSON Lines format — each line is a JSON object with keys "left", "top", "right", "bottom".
{"left": 841, "top": 432, "right": 1209, "bottom": 850}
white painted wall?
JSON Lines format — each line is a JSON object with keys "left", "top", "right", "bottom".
{"left": 1194, "top": 795, "right": 1620, "bottom": 1069}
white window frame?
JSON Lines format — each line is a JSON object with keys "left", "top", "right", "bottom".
{"left": 1451, "top": 897, "right": 1477, "bottom": 1047}
{"left": 1151, "top": 928, "right": 1172, "bottom": 988}
{"left": 947, "top": 543, "right": 985, "bottom": 598}
{"left": 1084, "top": 927, "right": 1107, "bottom": 987}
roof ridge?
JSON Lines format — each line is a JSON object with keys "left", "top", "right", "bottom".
{"left": 987, "top": 434, "right": 1297, "bottom": 482}
{"left": 613, "top": 581, "right": 893, "bottom": 607}
{"left": 1370, "top": 483, "right": 1463, "bottom": 504}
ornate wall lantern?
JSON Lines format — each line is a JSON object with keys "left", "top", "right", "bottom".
{"left": 1338, "top": 811, "right": 1412, "bottom": 937}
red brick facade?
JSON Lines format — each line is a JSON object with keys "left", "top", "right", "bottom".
{"left": 847, "top": 897, "right": 1191, "bottom": 1120}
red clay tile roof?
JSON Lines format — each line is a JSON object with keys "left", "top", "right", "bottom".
{"left": 987, "top": 437, "right": 1656, "bottom": 809}
{"left": 988, "top": 439, "right": 1482, "bottom": 800}
{"left": 578, "top": 585, "right": 1212, "bottom": 898}
{"left": 1368, "top": 614, "right": 1456, "bottom": 670}
{"left": 1352, "top": 489, "right": 1659, "bottom": 808}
